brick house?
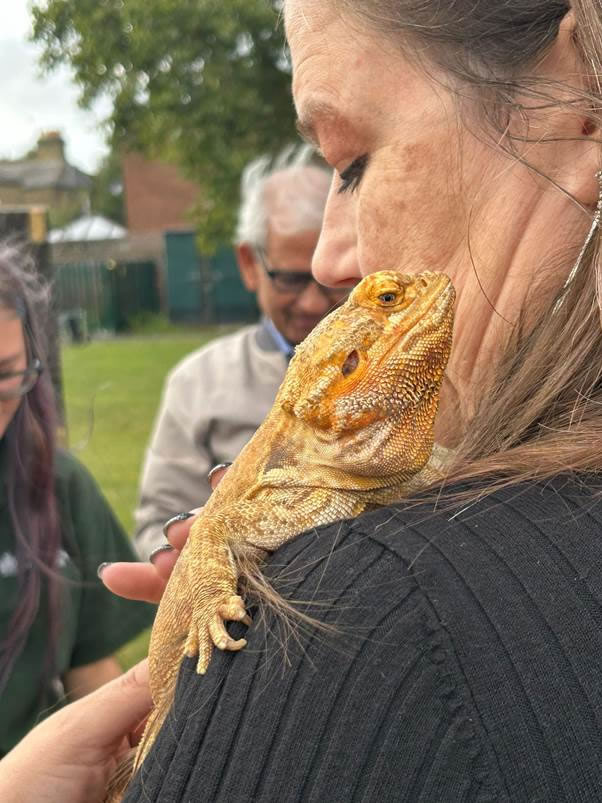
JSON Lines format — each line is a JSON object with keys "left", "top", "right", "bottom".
{"left": 122, "top": 152, "right": 201, "bottom": 233}
{"left": 0, "top": 132, "right": 91, "bottom": 218}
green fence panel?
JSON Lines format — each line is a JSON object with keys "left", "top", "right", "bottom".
{"left": 54, "top": 263, "right": 110, "bottom": 333}
{"left": 54, "top": 261, "right": 159, "bottom": 334}
{"left": 207, "top": 246, "right": 259, "bottom": 323}
{"left": 164, "top": 231, "right": 203, "bottom": 322}
{"left": 164, "top": 232, "right": 258, "bottom": 323}
{"left": 108, "top": 260, "right": 160, "bottom": 330}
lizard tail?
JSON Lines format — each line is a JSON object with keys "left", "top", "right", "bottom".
{"left": 104, "top": 542, "right": 333, "bottom": 802}
{"left": 104, "top": 630, "right": 183, "bottom": 801}
{"left": 103, "top": 748, "right": 135, "bottom": 803}
{"left": 104, "top": 702, "right": 171, "bottom": 802}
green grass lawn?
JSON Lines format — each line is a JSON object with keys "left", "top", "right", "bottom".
{"left": 61, "top": 326, "right": 238, "bottom": 667}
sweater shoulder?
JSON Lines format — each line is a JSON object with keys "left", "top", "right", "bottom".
{"left": 168, "top": 325, "right": 261, "bottom": 381}
{"left": 127, "top": 479, "right": 602, "bottom": 802}
{"left": 349, "top": 478, "right": 602, "bottom": 800}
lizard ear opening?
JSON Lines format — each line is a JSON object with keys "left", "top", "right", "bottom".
{"left": 341, "top": 350, "right": 359, "bottom": 376}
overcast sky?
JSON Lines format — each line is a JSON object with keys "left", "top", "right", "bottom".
{"left": 0, "top": 1, "right": 111, "bottom": 174}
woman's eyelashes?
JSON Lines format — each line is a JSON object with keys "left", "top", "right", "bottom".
{"left": 337, "top": 154, "right": 368, "bottom": 194}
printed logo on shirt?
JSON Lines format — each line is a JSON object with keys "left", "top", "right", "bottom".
{"left": 0, "top": 551, "right": 18, "bottom": 577}
{"left": 0, "top": 549, "right": 71, "bottom": 577}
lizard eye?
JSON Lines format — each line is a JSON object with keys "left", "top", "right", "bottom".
{"left": 341, "top": 350, "right": 359, "bottom": 376}
{"left": 378, "top": 291, "right": 399, "bottom": 305}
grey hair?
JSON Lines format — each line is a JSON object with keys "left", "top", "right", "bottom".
{"left": 234, "top": 143, "right": 331, "bottom": 249}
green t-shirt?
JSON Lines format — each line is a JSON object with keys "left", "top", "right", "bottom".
{"left": 0, "top": 444, "right": 155, "bottom": 755}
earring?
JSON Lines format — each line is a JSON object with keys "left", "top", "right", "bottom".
{"left": 597, "top": 244, "right": 602, "bottom": 330}
{"left": 554, "top": 170, "right": 602, "bottom": 315}
{"left": 592, "top": 171, "right": 602, "bottom": 327}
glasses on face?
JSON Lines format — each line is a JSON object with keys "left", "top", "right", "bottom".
{"left": 255, "top": 248, "right": 349, "bottom": 299}
{"left": 0, "top": 359, "right": 42, "bottom": 402}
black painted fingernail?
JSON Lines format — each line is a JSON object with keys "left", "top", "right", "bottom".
{"left": 207, "top": 462, "right": 232, "bottom": 482}
{"left": 162, "top": 512, "right": 194, "bottom": 537}
{"left": 149, "top": 543, "right": 176, "bottom": 564}
{"left": 97, "top": 562, "right": 112, "bottom": 578}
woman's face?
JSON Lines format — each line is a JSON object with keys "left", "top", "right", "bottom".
{"left": 0, "top": 310, "right": 27, "bottom": 439}
{"left": 286, "top": 0, "right": 593, "bottom": 436}
{"left": 288, "top": 4, "right": 471, "bottom": 286}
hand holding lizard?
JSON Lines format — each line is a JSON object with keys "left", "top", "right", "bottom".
{"left": 100, "top": 464, "right": 231, "bottom": 605}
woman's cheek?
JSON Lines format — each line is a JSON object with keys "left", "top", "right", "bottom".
{"left": 357, "top": 165, "right": 467, "bottom": 276}
{"left": 356, "top": 180, "right": 409, "bottom": 274}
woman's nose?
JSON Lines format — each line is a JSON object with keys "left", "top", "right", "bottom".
{"left": 311, "top": 182, "right": 360, "bottom": 288}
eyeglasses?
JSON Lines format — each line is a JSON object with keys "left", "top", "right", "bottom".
{"left": 255, "top": 248, "right": 349, "bottom": 299}
{"left": 0, "top": 359, "right": 43, "bottom": 402}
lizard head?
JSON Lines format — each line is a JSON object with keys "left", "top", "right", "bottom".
{"left": 278, "top": 270, "right": 455, "bottom": 477}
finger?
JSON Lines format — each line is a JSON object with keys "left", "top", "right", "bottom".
{"left": 85, "top": 660, "right": 152, "bottom": 747}
{"left": 100, "top": 562, "right": 167, "bottom": 604}
{"left": 208, "top": 463, "right": 231, "bottom": 491}
{"left": 1, "top": 660, "right": 153, "bottom": 784}
{"left": 166, "top": 507, "right": 202, "bottom": 550}
{"left": 149, "top": 546, "right": 181, "bottom": 582}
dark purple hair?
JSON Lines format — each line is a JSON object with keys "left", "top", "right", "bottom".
{"left": 0, "top": 243, "right": 61, "bottom": 692}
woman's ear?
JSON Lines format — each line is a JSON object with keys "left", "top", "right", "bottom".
{"left": 572, "top": 146, "right": 602, "bottom": 208}
{"left": 547, "top": 9, "right": 602, "bottom": 207}
{"left": 236, "top": 244, "right": 261, "bottom": 292}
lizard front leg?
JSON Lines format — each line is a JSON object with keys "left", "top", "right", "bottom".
{"left": 184, "top": 519, "right": 252, "bottom": 674}
{"left": 132, "top": 512, "right": 261, "bottom": 782}
{"left": 150, "top": 488, "right": 361, "bottom": 685}
{"left": 170, "top": 514, "right": 250, "bottom": 675}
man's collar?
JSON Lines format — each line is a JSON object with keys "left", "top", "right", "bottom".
{"left": 261, "top": 317, "right": 295, "bottom": 360}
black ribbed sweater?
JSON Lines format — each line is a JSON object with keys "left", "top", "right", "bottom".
{"left": 125, "top": 478, "right": 602, "bottom": 802}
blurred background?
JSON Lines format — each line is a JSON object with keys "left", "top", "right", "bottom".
{"left": 1, "top": 0, "right": 296, "bottom": 665}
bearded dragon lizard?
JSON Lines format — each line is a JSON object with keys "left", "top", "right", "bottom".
{"left": 110, "top": 269, "right": 455, "bottom": 798}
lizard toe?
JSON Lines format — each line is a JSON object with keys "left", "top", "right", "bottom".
{"left": 218, "top": 595, "right": 249, "bottom": 622}
{"left": 183, "top": 629, "right": 199, "bottom": 659}
{"left": 195, "top": 631, "right": 214, "bottom": 674}
{"left": 208, "top": 616, "right": 247, "bottom": 653}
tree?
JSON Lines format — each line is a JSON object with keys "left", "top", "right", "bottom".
{"left": 31, "top": 0, "right": 297, "bottom": 251}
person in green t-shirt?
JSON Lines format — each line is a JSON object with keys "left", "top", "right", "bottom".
{"left": 0, "top": 243, "right": 154, "bottom": 756}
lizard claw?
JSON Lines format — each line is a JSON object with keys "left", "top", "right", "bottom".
{"left": 218, "top": 595, "right": 250, "bottom": 623}
{"left": 185, "top": 594, "right": 250, "bottom": 675}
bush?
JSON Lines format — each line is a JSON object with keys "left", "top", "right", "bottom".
{"left": 126, "top": 311, "right": 173, "bottom": 334}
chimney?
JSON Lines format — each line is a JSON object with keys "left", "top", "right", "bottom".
{"left": 36, "top": 131, "right": 65, "bottom": 162}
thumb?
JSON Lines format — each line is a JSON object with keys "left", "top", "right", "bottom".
{"left": 0, "top": 660, "right": 153, "bottom": 796}
{"left": 88, "top": 659, "right": 152, "bottom": 744}
{"left": 54, "top": 659, "right": 152, "bottom": 758}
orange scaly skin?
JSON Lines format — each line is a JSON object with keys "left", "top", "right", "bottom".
{"left": 117, "top": 270, "right": 455, "bottom": 795}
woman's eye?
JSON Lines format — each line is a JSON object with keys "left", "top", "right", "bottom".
{"left": 337, "top": 154, "right": 368, "bottom": 195}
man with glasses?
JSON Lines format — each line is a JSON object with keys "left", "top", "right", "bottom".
{"left": 134, "top": 146, "right": 345, "bottom": 557}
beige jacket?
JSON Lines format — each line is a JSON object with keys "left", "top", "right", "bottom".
{"left": 134, "top": 323, "right": 288, "bottom": 557}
